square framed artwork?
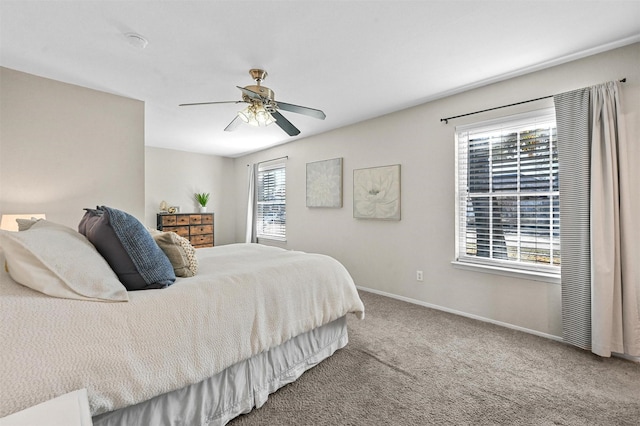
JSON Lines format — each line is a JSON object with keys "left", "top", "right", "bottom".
{"left": 353, "top": 164, "right": 401, "bottom": 220}
{"left": 306, "top": 158, "right": 343, "bottom": 208}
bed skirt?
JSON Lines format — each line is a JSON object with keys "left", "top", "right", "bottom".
{"left": 92, "top": 315, "right": 348, "bottom": 426}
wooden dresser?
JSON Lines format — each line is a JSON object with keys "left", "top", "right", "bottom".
{"left": 157, "top": 213, "right": 214, "bottom": 248}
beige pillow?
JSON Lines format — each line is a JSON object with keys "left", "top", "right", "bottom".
{"left": 16, "top": 217, "right": 44, "bottom": 231}
{"left": 0, "top": 220, "right": 128, "bottom": 302}
{"left": 151, "top": 231, "right": 198, "bottom": 277}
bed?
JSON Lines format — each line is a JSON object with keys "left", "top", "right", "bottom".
{"left": 0, "top": 215, "right": 364, "bottom": 425}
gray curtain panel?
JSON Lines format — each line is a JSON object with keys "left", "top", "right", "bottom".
{"left": 554, "top": 87, "right": 592, "bottom": 351}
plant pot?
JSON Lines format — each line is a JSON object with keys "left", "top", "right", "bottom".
{"left": 199, "top": 206, "right": 207, "bottom": 213}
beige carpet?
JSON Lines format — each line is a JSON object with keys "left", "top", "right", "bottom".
{"left": 230, "top": 290, "right": 640, "bottom": 425}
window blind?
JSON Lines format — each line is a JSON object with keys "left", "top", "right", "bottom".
{"left": 256, "top": 158, "right": 286, "bottom": 241}
{"left": 455, "top": 109, "right": 560, "bottom": 274}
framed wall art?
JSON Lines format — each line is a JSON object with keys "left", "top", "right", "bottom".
{"left": 353, "top": 164, "right": 401, "bottom": 220}
{"left": 306, "top": 157, "right": 343, "bottom": 208}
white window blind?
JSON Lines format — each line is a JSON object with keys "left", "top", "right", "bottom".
{"left": 455, "top": 109, "right": 560, "bottom": 275}
{"left": 256, "top": 158, "right": 286, "bottom": 241}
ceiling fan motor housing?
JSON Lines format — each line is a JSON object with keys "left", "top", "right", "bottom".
{"left": 243, "top": 85, "right": 274, "bottom": 101}
{"left": 244, "top": 69, "right": 274, "bottom": 106}
{"left": 242, "top": 83, "right": 277, "bottom": 112}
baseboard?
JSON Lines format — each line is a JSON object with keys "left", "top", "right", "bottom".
{"left": 356, "top": 286, "right": 640, "bottom": 363}
{"left": 356, "top": 286, "right": 563, "bottom": 342}
{"left": 613, "top": 353, "right": 640, "bottom": 363}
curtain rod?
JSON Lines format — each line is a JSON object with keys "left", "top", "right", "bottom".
{"left": 247, "top": 155, "right": 288, "bottom": 167}
{"left": 440, "top": 78, "right": 626, "bottom": 124}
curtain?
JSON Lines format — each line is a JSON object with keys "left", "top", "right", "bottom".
{"left": 245, "top": 164, "right": 257, "bottom": 243}
{"left": 555, "top": 81, "right": 639, "bottom": 357}
{"left": 589, "top": 82, "right": 639, "bottom": 357}
{"left": 554, "top": 87, "right": 592, "bottom": 350}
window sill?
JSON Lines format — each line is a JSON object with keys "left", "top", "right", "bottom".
{"left": 257, "top": 236, "right": 287, "bottom": 245}
{"left": 451, "top": 261, "right": 560, "bottom": 284}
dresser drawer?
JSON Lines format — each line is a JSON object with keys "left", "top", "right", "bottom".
{"left": 161, "top": 215, "right": 176, "bottom": 226}
{"left": 189, "top": 215, "right": 202, "bottom": 225}
{"left": 191, "top": 225, "right": 213, "bottom": 235}
{"left": 176, "top": 215, "right": 190, "bottom": 225}
{"left": 201, "top": 214, "right": 213, "bottom": 225}
{"left": 164, "top": 226, "right": 189, "bottom": 238}
{"left": 190, "top": 234, "right": 213, "bottom": 246}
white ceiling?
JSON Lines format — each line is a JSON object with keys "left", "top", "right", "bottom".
{"left": 1, "top": 1, "right": 639, "bottom": 158}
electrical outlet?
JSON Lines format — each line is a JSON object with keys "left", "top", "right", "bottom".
{"left": 416, "top": 270, "right": 424, "bottom": 282}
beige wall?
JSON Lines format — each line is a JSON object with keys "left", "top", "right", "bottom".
{"left": 0, "top": 68, "right": 238, "bottom": 245}
{"left": 2, "top": 43, "right": 637, "bottom": 339}
{"left": 0, "top": 67, "right": 145, "bottom": 228}
{"left": 233, "top": 43, "right": 640, "bottom": 338}
{"left": 144, "top": 147, "right": 236, "bottom": 245}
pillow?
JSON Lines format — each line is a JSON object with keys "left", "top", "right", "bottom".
{"left": 16, "top": 217, "right": 44, "bottom": 231}
{"left": 78, "top": 206, "right": 175, "bottom": 290}
{"left": 0, "top": 220, "right": 129, "bottom": 302}
{"left": 151, "top": 230, "right": 198, "bottom": 277}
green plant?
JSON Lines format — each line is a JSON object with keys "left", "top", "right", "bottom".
{"left": 195, "top": 192, "right": 210, "bottom": 207}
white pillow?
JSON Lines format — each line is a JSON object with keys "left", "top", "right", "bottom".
{"left": 0, "top": 220, "right": 128, "bottom": 302}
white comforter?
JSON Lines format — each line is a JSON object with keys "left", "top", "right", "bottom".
{"left": 0, "top": 243, "right": 364, "bottom": 417}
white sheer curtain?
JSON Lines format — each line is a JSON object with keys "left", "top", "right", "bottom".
{"left": 555, "top": 81, "right": 639, "bottom": 357}
{"left": 245, "top": 164, "right": 257, "bottom": 243}
{"left": 590, "top": 82, "right": 639, "bottom": 357}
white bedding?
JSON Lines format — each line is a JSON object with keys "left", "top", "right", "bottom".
{"left": 93, "top": 316, "right": 348, "bottom": 426}
{"left": 0, "top": 243, "right": 364, "bottom": 418}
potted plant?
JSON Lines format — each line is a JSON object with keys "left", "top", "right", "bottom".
{"left": 195, "top": 192, "right": 210, "bottom": 213}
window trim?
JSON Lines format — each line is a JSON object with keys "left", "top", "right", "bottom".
{"left": 451, "top": 260, "right": 560, "bottom": 284}
{"left": 454, "top": 108, "right": 560, "bottom": 279}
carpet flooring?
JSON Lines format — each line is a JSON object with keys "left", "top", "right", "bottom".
{"left": 230, "top": 290, "right": 640, "bottom": 425}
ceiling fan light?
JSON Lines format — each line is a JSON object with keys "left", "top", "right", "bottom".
{"left": 265, "top": 112, "right": 276, "bottom": 126}
{"left": 255, "top": 109, "right": 269, "bottom": 123}
{"left": 238, "top": 104, "right": 276, "bottom": 127}
{"left": 254, "top": 110, "right": 276, "bottom": 127}
{"left": 237, "top": 108, "right": 252, "bottom": 123}
{"left": 244, "top": 111, "right": 260, "bottom": 127}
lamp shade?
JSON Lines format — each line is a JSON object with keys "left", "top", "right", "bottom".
{"left": 0, "top": 214, "right": 47, "bottom": 232}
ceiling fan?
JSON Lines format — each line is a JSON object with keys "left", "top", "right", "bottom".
{"left": 179, "top": 69, "right": 326, "bottom": 136}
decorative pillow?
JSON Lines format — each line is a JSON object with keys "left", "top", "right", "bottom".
{"left": 151, "top": 230, "right": 198, "bottom": 277}
{"left": 78, "top": 206, "right": 175, "bottom": 290}
{"left": 0, "top": 220, "right": 129, "bottom": 302}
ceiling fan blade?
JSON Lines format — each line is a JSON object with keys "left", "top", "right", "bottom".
{"left": 224, "top": 115, "right": 242, "bottom": 132}
{"left": 271, "top": 111, "right": 300, "bottom": 136}
{"left": 276, "top": 102, "right": 326, "bottom": 120}
{"left": 237, "top": 86, "right": 264, "bottom": 101}
{"left": 179, "top": 101, "right": 243, "bottom": 107}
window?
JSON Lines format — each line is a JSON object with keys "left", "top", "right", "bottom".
{"left": 455, "top": 109, "right": 560, "bottom": 275}
{"left": 256, "top": 158, "right": 286, "bottom": 241}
